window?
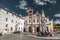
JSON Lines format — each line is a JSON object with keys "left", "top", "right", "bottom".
{"left": 5, "top": 29, "right": 7, "bottom": 31}
{"left": 6, "top": 24, "right": 8, "bottom": 27}
{"left": 6, "top": 18, "right": 8, "bottom": 21}
{"left": 29, "top": 11, "right": 32, "bottom": 13}
{"left": 12, "top": 19, "right": 13, "bottom": 23}
{"left": 29, "top": 20, "right": 31, "bottom": 23}
{"left": 12, "top": 14, "right": 13, "bottom": 16}
{"left": 41, "top": 20, "right": 44, "bottom": 23}
{"left": 29, "top": 14, "right": 32, "bottom": 16}
{"left": 37, "top": 19, "right": 39, "bottom": 22}
{"left": 44, "top": 19, "right": 47, "bottom": 22}
{"left": 7, "top": 11, "right": 8, "bottom": 14}
{"left": 33, "top": 19, "right": 35, "bottom": 22}
{"left": 11, "top": 27, "right": 13, "bottom": 31}
{"left": 16, "top": 21, "right": 17, "bottom": 23}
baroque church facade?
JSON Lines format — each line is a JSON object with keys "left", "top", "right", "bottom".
{"left": 24, "top": 8, "right": 53, "bottom": 34}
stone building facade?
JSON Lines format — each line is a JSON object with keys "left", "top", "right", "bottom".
{"left": 24, "top": 8, "right": 53, "bottom": 34}
{"left": 0, "top": 7, "right": 20, "bottom": 34}
{"left": 0, "top": 6, "right": 53, "bottom": 35}
{"left": 18, "top": 16, "right": 26, "bottom": 32}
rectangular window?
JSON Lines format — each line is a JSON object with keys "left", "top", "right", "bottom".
{"left": 12, "top": 14, "right": 13, "bottom": 16}
{"left": 7, "top": 11, "right": 8, "bottom": 14}
{"left": 11, "top": 27, "right": 13, "bottom": 31}
{"left": 12, "top": 19, "right": 13, "bottom": 23}
{"left": 5, "top": 29, "right": 7, "bottom": 31}
{"left": 6, "top": 24, "right": 8, "bottom": 27}
{"left": 29, "top": 14, "right": 32, "bottom": 16}
{"left": 16, "top": 21, "right": 17, "bottom": 23}
{"left": 33, "top": 19, "right": 35, "bottom": 22}
{"left": 29, "top": 20, "right": 31, "bottom": 23}
{"left": 6, "top": 18, "right": 8, "bottom": 21}
{"left": 37, "top": 19, "right": 39, "bottom": 22}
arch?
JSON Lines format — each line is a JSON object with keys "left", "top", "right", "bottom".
{"left": 28, "top": 27, "right": 32, "bottom": 33}
{"left": 37, "top": 27, "right": 40, "bottom": 32}
{"left": 24, "top": 28, "right": 26, "bottom": 32}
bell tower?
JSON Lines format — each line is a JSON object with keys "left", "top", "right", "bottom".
{"left": 27, "top": 8, "right": 33, "bottom": 18}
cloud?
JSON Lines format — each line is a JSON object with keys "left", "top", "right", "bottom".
{"left": 34, "top": 0, "right": 56, "bottom": 5}
{"left": 16, "top": 0, "right": 28, "bottom": 10}
{"left": 44, "top": 0, "right": 56, "bottom": 4}
{"left": 34, "top": 0, "right": 46, "bottom": 5}
{"left": 54, "top": 19, "right": 60, "bottom": 24}
{"left": 54, "top": 13, "right": 60, "bottom": 17}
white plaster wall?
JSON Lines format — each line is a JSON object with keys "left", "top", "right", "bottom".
{"left": 0, "top": 8, "right": 19, "bottom": 34}
{"left": 18, "top": 18, "right": 25, "bottom": 32}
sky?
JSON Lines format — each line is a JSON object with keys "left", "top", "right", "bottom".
{"left": 0, "top": 0, "right": 60, "bottom": 23}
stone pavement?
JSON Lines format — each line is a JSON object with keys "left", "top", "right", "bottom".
{"left": 21, "top": 32, "right": 60, "bottom": 40}
{"left": 0, "top": 34, "right": 42, "bottom": 40}
{"left": 27, "top": 35, "right": 60, "bottom": 40}
{"left": 0, "top": 32, "right": 60, "bottom": 40}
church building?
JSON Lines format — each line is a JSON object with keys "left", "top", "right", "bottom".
{"left": 24, "top": 8, "right": 53, "bottom": 35}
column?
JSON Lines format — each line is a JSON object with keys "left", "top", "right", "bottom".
{"left": 32, "top": 27, "right": 35, "bottom": 34}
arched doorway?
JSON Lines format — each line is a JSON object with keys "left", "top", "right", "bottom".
{"left": 24, "top": 28, "right": 26, "bottom": 32}
{"left": 28, "top": 27, "right": 32, "bottom": 33}
{"left": 37, "top": 27, "right": 40, "bottom": 32}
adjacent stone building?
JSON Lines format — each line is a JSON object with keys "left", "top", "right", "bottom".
{"left": 0, "top": 7, "right": 20, "bottom": 34}
{"left": 18, "top": 15, "right": 26, "bottom": 32}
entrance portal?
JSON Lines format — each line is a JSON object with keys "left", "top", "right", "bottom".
{"left": 37, "top": 27, "right": 40, "bottom": 32}
{"left": 28, "top": 27, "right": 32, "bottom": 33}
